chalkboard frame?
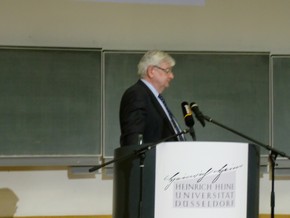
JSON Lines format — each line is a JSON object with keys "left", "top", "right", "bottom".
{"left": 0, "top": 46, "right": 102, "bottom": 166}
{"left": 272, "top": 55, "right": 290, "bottom": 157}
{"left": 103, "top": 50, "right": 270, "bottom": 158}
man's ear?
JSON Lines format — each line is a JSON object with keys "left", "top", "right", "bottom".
{"left": 147, "top": 65, "right": 155, "bottom": 78}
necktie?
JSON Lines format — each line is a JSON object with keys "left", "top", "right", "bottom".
{"left": 158, "top": 94, "right": 186, "bottom": 141}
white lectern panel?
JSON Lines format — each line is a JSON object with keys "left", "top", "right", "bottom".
{"left": 155, "top": 141, "right": 249, "bottom": 218}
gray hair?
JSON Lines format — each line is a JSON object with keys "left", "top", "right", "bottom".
{"left": 137, "top": 50, "right": 175, "bottom": 78}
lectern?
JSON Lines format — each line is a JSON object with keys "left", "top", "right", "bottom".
{"left": 113, "top": 142, "right": 260, "bottom": 218}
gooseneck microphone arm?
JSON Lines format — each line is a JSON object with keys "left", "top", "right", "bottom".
{"left": 190, "top": 102, "right": 286, "bottom": 153}
{"left": 204, "top": 115, "right": 289, "bottom": 158}
{"left": 204, "top": 115, "right": 273, "bottom": 151}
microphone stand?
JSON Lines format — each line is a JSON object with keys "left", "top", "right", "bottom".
{"left": 89, "top": 129, "right": 189, "bottom": 218}
{"left": 202, "top": 114, "right": 290, "bottom": 218}
{"left": 137, "top": 134, "right": 145, "bottom": 218}
{"left": 188, "top": 126, "right": 196, "bottom": 141}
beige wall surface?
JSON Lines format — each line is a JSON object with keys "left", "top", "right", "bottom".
{"left": 0, "top": 0, "right": 290, "bottom": 216}
{"left": 0, "top": 0, "right": 290, "bottom": 53}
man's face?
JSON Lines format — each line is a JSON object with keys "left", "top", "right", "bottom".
{"left": 150, "top": 62, "right": 174, "bottom": 93}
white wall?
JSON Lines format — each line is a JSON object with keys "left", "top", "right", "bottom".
{"left": 0, "top": 169, "right": 113, "bottom": 216}
{"left": 0, "top": 0, "right": 290, "bottom": 216}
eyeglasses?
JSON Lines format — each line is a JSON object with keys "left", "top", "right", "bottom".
{"left": 153, "top": 65, "right": 173, "bottom": 74}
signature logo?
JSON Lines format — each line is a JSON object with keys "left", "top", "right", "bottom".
{"left": 163, "top": 164, "right": 243, "bottom": 190}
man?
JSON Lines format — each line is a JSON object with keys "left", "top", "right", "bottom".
{"left": 119, "top": 50, "right": 185, "bottom": 146}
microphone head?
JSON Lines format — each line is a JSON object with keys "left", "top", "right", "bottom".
{"left": 190, "top": 102, "right": 206, "bottom": 127}
{"left": 181, "top": 101, "right": 194, "bottom": 127}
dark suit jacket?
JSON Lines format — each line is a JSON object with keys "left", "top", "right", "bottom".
{"left": 119, "top": 80, "right": 178, "bottom": 146}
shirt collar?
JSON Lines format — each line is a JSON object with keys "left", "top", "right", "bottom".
{"left": 141, "top": 79, "right": 159, "bottom": 98}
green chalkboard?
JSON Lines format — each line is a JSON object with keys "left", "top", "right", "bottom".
{"left": 103, "top": 51, "right": 270, "bottom": 157}
{"left": 272, "top": 55, "right": 290, "bottom": 155}
{"left": 0, "top": 47, "right": 102, "bottom": 165}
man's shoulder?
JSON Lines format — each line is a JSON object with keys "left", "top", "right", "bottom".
{"left": 122, "top": 80, "right": 155, "bottom": 103}
{"left": 125, "top": 80, "right": 148, "bottom": 94}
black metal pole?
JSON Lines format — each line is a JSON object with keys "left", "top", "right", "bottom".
{"left": 138, "top": 153, "right": 145, "bottom": 218}
{"left": 269, "top": 152, "right": 278, "bottom": 218}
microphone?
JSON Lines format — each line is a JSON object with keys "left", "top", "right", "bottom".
{"left": 181, "top": 102, "right": 196, "bottom": 141}
{"left": 190, "top": 102, "right": 206, "bottom": 127}
{"left": 181, "top": 101, "right": 194, "bottom": 127}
